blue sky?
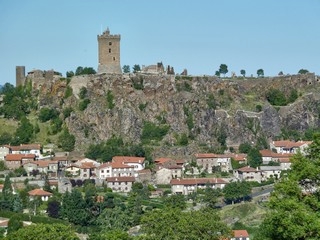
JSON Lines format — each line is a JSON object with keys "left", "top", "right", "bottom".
{"left": 1, "top": 0, "right": 320, "bottom": 85}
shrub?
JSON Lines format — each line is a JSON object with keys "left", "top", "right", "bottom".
{"left": 139, "top": 103, "right": 147, "bottom": 111}
{"left": 79, "top": 99, "right": 91, "bottom": 111}
{"left": 106, "top": 90, "right": 115, "bottom": 109}
{"left": 64, "top": 86, "right": 73, "bottom": 99}
{"left": 266, "top": 88, "right": 287, "bottom": 106}
{"left": 141, "top": 121, "right": 170, "bottom": 143}
{"left": 79, "top": 87, "right": 88, "bottom": 99}
{"left": 62, "top": 107, "right": 73, "bottom": 119}
{"left": 38, "top": 108, "right": 59, "bottom": 122}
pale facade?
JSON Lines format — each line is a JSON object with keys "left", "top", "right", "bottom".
{"left": 170, "top": 178, "right": 228, "bottom": 195}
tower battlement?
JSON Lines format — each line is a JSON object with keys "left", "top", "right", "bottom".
{"left": 97, "top": 28, "right": 122, "bottom": 74}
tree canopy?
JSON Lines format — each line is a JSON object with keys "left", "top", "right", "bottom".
{"left": 5, "top": 223, "right": 79, "bottom": 240}
{"left": 257, "top": 69, "right": 264, "bottom": 77}
{"left": 140, "top": 207, "right": 231, "bottom": 240}
{"left": 258, "top": 133, "right": 320, "bottom": 239}
{"left": 219, "top": 64, "right": 228, "bottom": 77}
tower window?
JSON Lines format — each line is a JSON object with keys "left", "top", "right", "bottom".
{"left": 109, "top": 48, "right": 111, "bottom": 53}
{"left": 113, "top": 57, "right": 116, "bottom": 61}
{"left": 109, "top": 42, "right": 112, "bottom": 46}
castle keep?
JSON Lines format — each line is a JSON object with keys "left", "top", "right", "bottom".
{"left": 97, "top": 28, "right": 122, "bottom": 74}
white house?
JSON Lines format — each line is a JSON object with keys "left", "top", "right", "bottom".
{"left": 170, "top": 178, "right": 228, "bottom": 195}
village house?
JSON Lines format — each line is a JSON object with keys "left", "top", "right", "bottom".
{"left": 259, "top": 166, "right": 282, "bottom": 180}
{"left": 170, "top": 178, "right": 228, "bottom": 195}
{"left": 65, "top": 164, "right": 80, "bottom": 177}
{"left": 270, "top": 140, "right": 312, "bottom": 154}
{"left": 4, "top": 154, "right": 36, "bottom": 169}
{"left": 155, "top": 165, "right": 183, "bottom": 185}
{"left": 231, "top": 230, "right": 250, "bottom": 240}
{"left": 234, "top": 166, "right": 262, "bottom": 183}
{"left": 112, "top": 156, "right": 145, "bottom": 175}
{"left": 28, "top": 188, "right": 52, "bottom": 201}
{"left": 10, "top": 144, "right": 42, "bottom": 159}
{"left": 136, "top": 169, "right": 152, "bottom": 183}
{"left": 97, "top": 161, "right": 135, "bottom": 180}
{"left": 106, "top": 176, "right": 135, "bottom": 193}
{"left": 259, "top": 149, "right": 293, "bottom": 165}
{"left": 195, "top": 153, "right": 234, "bottom": 173}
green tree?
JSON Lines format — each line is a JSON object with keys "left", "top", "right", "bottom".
{"left": 58, "top": 129, "right": 75, "bottom": 151}
{"left": 266, "top": 88, "right": 287, "bottom": 106}
{"left": 5, "top": 223, "right": 79, "bottom": 240}
{"left": 14, "top": 117, "right": 34, "bottom": 144}
{"left": 38, "top": 107, "right": 59, "bottom": 122}
{"left": 257, "top": 68, "right": 264, "bottom": 77}
{"left": 238, "top": 142, "right": 252, "bottom": 153}
{"left": 163, "top": 194, "right": 186, "bottom": 210}
{"left": 298, "top": 69, "right": 309, "bottom": 74}
{"left": 215, "top": 70, "right": 220, "bottom": 77}
{"left": 240, "top": 69, "right": 246, "bottom": 77}
{"left": 60, "top": 189, "right": 89, "bottom": 226}
{"left": 141, "top": 207, "right": 231, "bottom": 240}
{"left": 202, "top": 185, "right": 222, "bottom": 209}
{"left": 223, "top": 181, "right": 251, "bottom": 204}
{"left": 247, "top": 147, "right": 262, "bottom": 168}
{"left": 0, "top": 132, "right": 13, "bottom": 145}
{"left": 219, "top": 64, "right": 228, "bottom": 77}
{"left": 75, "top": 66, "right": 84, "bottom": 75}
{"left": 122, "top": 65, "right": 130, "bottom": 73}
{"left": 47, "top": 198, "right": 60, "bottom": 218}
{"left": 132, "top": 64, "right": 141, "bottom": 73}
{"left": 6, "top": 214, "right": 23, "bottom": 235}
{"left": 89, "top": 229, "right": 132, "bottom": 240}
{"left": 66, "top": 71, "right": 74, "bottom": 78}
{"left": 0, "top": 175, "right": 14, "bottom": 211}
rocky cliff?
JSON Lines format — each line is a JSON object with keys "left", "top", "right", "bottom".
{"left": 32, "top": 72, "right": 320, "bottom": 158}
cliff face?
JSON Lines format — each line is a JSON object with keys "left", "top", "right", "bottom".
{"left": 34, "top": 72, "right": 320, "bottom": 156}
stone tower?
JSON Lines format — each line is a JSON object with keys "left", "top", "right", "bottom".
{"left": 16, "top": 66, "right": 26, "bottom": 86}
{"left": 97, "top": 28, "right": 122, "bottom": 74}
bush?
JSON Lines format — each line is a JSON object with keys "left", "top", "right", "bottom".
{"left": 62, "top": 107, "right": 73, "bottom": 119}
{"left": 64, "top": 86, "right": 73, "bottom": 99}
{"left": 106, "top": 90, "right": 115, "bottom": 109}
{"left": 79, "top": 99, "right": 91, "bottom": 111}
{"left": 266, "top": 88, "right": 287, "bottom": 106}
{"left": 141, "top": 121, "right": 170, "bottom": 143}
{"left": 38, "top": 108, "right": 59, "bottom": 122}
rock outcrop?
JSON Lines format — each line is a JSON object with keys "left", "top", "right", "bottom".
{"left": 32, "top": 72, "right": 320, "bottom": 157}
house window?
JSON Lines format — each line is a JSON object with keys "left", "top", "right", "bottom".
{"left": 106, "top": 170, "right": 110, "bottom": 173}
{"left": 109, "top": 42, "right": 112, "bottom": 45}
{"left": 109, "top": 48, "right": 111, "bottom": 53}
{"left": 113, "top": 57, "right": 115, "bottom": 61}
{"left": 101, "top": 170, "right": 104, "bottom": 173}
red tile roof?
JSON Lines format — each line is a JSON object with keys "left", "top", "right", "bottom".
{"left": 194, "top": 153, "right": 217, "bottom": 158}
{"left": 233, "top": 230, "right": 249, "bottom": 238}
{"left": 155, "top": 157, "right": 172, "bottom": 164}
{"left": 106, "top": 176, "right": 135, "bottom": 182}
{"left": 273, "top": 140, "right": 312, "bottom": 148}
{"left": 28, "top": 189, "right": 52, "bottom": 196}
{"left": 5, "top": 154, "right": 36, "bottom": 161}
{"left": 260, "top": 149, "right": 293, "bottom": 158}
{"left": 112, "top": 156, "right": 145, "bottom": 164}
{"left": 170, "top": 178, "right": 228, "bottom": 185}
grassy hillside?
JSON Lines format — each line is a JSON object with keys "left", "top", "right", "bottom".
{"left": 219, "top": 202, "right": 267, "bottom": 238}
